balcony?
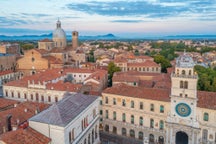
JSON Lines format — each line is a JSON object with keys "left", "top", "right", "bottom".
{"left": 171, "top": 73, "right": 198, "bottom": 79}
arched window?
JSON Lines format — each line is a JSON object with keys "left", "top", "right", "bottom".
{"left": 184, "top": 81, "right": 188, "bottom": 89}
{"left": 122, "top": 113, "right": 126, "bottom": 122}
{"left": 150, "top": 104, "right": 154, "bottom": 111}
{"left": 113, "top": 111, "right": 116, "bottom": 120}
{"left": 160, "top": 105, "right": 164, "bottom": 113}
{"left": 203, "top": 113, "right": 209, "bottom": 121}
{"left": 139, "top": 131, "right": 144, "bottom": 140}
{"left": 150, "top": 119, "right": 154, "bottom": 128}
{"left": 105, "top": 125, "right": 109, "bottom": 132}
{"left": 48, "top": 96, "right": 51, "bottom": 102}
{"left": 122, "top": 128, "right": 126, "bottom": 136}
{"left": 189, "top": 70, "right": 191, "bottom": 75}
{"left": 41, "top": 95, "right": 44, "bottom": 102}
{"left": 202, "top": 129, "right": 208, "bottom": 143}
{"left": 180, "top": 81, "right": 184, "bottom": 88}
{"left": 105, "top": 97, "right": 108, "bottom": 104}
{"left": 131, "top": 100, "right": 134, "bottom": 108}
{"left": 122, "top": 99, "right": 126, "bottom": 106}
{"left": 131, "top": 115, "right": 134, "bottom": 124}
{"left": 159, "top": 120, "right": 164, "bottom": 130}
{"left": 36, "top": 93, "right": 39, "bottom": 101}
{"left": 112, "top": 126, "right": 117, "bottom": 134}
{"left": 130, "top": 129, "right": 135, "bottom": 138}
{"left": 182, "top": 70, "right": 185, "bottom": 75}
{"left": 177, "top": 69, "right": 179, "bottom": 75}
{"left": 139, "top": 117, "right": 143, "bottom": 126}
{"left": 18, "top": 92, "right": 20, "bottom": 98}
{"left": 158, "top": 136, "right": 164, "bottom": 144}
{"left": 149, "top": 134, "right": 154, "bottom": 142}
{"left": 105, "top": 110, "right": 109, "bottom": 119}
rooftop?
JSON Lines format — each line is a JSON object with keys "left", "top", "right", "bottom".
{"left": 0, "top": 127, "right": 51, "bottom": 144}
{"left": 29, "top": 93, "right": 98, "bottom": 127}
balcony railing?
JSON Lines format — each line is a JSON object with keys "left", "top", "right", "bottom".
{"left": 171, "top": 73, "right": 198, "bottom": 79}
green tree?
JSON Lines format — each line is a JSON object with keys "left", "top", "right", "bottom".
{"left": 108, "top": 62, "right": 121, "bottom": 86}
{"left": 154, "top": 54, "right": 171, "bottom": 73}
{"left": 21, "top": 43, "right": 34, "bottom": 50}
{"left": 134, "top": 49, "right": 140, "bottom": 56}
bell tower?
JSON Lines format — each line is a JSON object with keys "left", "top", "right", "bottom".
{"left": 72, "top": 31, "right": 78, "bottom": 50}
{"left": 166, "top": 52, "right": 200, "bottom": 144}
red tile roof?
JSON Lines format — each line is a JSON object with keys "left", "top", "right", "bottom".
{"left": 103, "top": 83, "right": 170, "bottom": 102}
{"left": 197, "top": 91, "right": 216, "bottom": 110}
{"left": 0, "top": 70, "right": 14, "bottom": 76}
{"left": 0, "top": 98, "right": 18, "bottom": 109}
{"left": 0, "top": 127, "right": 51, "bottom": 144}
{"left": 46, "top": 81, "right": 82, "bottom": 92}
{"left": 127, "top": 60, "right": 160, "bottom": 67}
{"left": 39, "top": 38, "right": 53, "bottom": 42}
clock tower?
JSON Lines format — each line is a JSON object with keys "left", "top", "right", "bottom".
{"left": 166, "top": 52, "right": 200, "bottom": 144}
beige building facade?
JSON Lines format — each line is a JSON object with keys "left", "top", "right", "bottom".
{"left": 102, "top": 53, "right": 216, "bottom": 144}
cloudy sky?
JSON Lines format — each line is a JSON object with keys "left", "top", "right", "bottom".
{"left": 1, "top": 0, "right": 216, "bottom": 37}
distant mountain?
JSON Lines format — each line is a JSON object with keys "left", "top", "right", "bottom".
{"left": 0, "top": 33, "right": 117, "bottom": 41}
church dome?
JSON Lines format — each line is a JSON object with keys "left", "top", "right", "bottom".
{"left": 53, "top": 20, "right": 66, "bottom": 39}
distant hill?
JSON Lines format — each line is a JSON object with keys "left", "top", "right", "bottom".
{"left": 0, "top": 33, "right": 117, "bottom": 41}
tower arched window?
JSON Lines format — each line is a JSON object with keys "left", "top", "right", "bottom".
{"left": 189, "top": 70, "right": 192, "bottom": 75}
{"left": 182, "top": 70, "right": 186, "bottom": 75}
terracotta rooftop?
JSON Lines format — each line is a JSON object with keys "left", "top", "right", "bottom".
{"left": 197, "top": 91, "right": 216, "bottom": 110}
{"left": 103, "top": 83, "right": 170, "bottom": 102}
{"left": 39, "top": 38, "right": 53, "bottom": 42}
{"left": 0, "top": 100, "right": 49, "bottom": 134}
{"left": 0, "top": 98, "right": 18, "bottom": 109}
{"left": 0, "top": 127, "right": 51, "bottom": 144}
{"left": 127, "top": 60, "right": 160, "bottom": 67}
{"left": 0, "top": 70, "right": 15, "bottom": 76}
{"left": 46, "top": 81, "right": 82, "bottom": 92}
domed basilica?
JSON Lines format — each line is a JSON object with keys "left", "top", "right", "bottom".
{"left": 17, "top": 20, "right": 86, "bottom": 76}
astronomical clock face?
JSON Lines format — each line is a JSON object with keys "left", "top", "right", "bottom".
{"left": 175, "top": 103, "right": 191, "bottom": 117}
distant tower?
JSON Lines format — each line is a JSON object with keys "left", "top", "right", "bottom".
{"left": 53, "top": 19, "right": 67, "bottom": 48}
{"left": 72, "top": 31, "right": 78, "bottom": 50}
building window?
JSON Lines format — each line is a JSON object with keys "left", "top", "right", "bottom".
{"left": 122, "top": 99, "right": 126, "bottom": 107}
{"left": 105, "top": 110, "right": 109, "bottom": 119}
{"left": 202, "top": 129, "right": 208, "bottom": 143}
{"left": 113, "top": 111, "right": 116, "bottom": 120}
{"left": 113, "top": 98, "right": 116, "bottom": 105}
{"left": 133, "top": 82, "right": 136, "bottom": 86}
{"left": 122, "top": 128, "right": 126, "bottom": 136}
{"left": 159, "top": 120, "right": 164, "bottom": 130}
{"left": 48, "top": 96, "right": 51, "bottom": 102}
{"left": 55, "top": 97, "right": 58, "bottom": 102}
{"left": 105, "top": 97, "right": 108, "bottom": 104}
{"left": 100, "top": 110, "right": 103, "bottom": 115}
{"left": 180, "top": 81, "right": 184, "bottom": 88}
{"left": 182, "top": 70, "right": 185, "bottom": 75}
{"left": 105, "top": 125, "right": 109, "bottom": 132}
{"left": 139, "top": 117, "right": 143, "bottom": 126}
{"left": 131, "top": 100, "right": 134, "bottom": 108}
{"left": 189, "top": 70, "right": 191, "bottom": 75}
{"left": 36, "top": 93, "right": 39, "bottom": 101}
{"left": 138, "top": 131, "right": 144, "bottom": 140}
{"left": 131, "top": 115, "right": 134, "bottom": 124}
{"left": 122, "top": 113, "right": 126, "bottom": 122}
{"left": 203, "top": 113, "right": 209, "bottom": 121}
{"left": 41, "top": 95, "right": 44, "bottom": 102}
{"left": 69, "top": 128, "right": 75, "bottom": 143}
{"left": 113, "top": 126, "right": 117, "bottom": 134}
{"left": 18, "top": 92, "right": 20, "bottom": 98}
{"left": 24, "top": 93, "right": 27, "bottom": 99}
{"left": 160, "top": 105, "right": 164, "bottom": 113}
{"left": 150, "top": 104, "right": 154, "bottom": 112}
{"left": 31, "top": 94, "right": 33, "bottom": 100}
{"left": 100, "top": 100, "right": 102, "bottom": 105}
{"left": 184, "top": 81, "right": 188, "bottom": 89}
{"left": 140, "top": 102, "right": 143, "bottom": 110}
{"left": 5, "top": 91, "right": 8, "bottom": 97}
{"left": 130, "top": 129, "right": 135, "bottom": 138}
{"left": 11, "top": 92, "right": 14, "bottom": 98}
{"left": 150, "top": 119, "right": 154, "bottom": 128}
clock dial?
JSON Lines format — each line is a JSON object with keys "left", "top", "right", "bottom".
{"left": 175, "top": 103, "right": 191, "bottom": 117}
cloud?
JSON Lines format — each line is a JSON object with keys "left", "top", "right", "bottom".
{"left": 0, "top": 17, "right": 28, "bottom": 26}
{"left": 111, "top": 20, "right": 143, "bottom": 23}
{"left": 21, "top": 13, "right": 51, "bottom": 17}
{"left": 66, "top": 0, "right": 216, "bottom": 20}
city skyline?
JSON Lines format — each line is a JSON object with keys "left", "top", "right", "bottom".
{"left": 1, "top": 0, "right": 216, "bottom": 37}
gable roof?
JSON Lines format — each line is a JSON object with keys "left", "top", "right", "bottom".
{"left": 29, "top": 93, "right": 98, "bottom": 127}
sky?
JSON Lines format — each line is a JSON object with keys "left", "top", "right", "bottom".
{"left": 0, "top": 0, "right": 216, "bottom": 37}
